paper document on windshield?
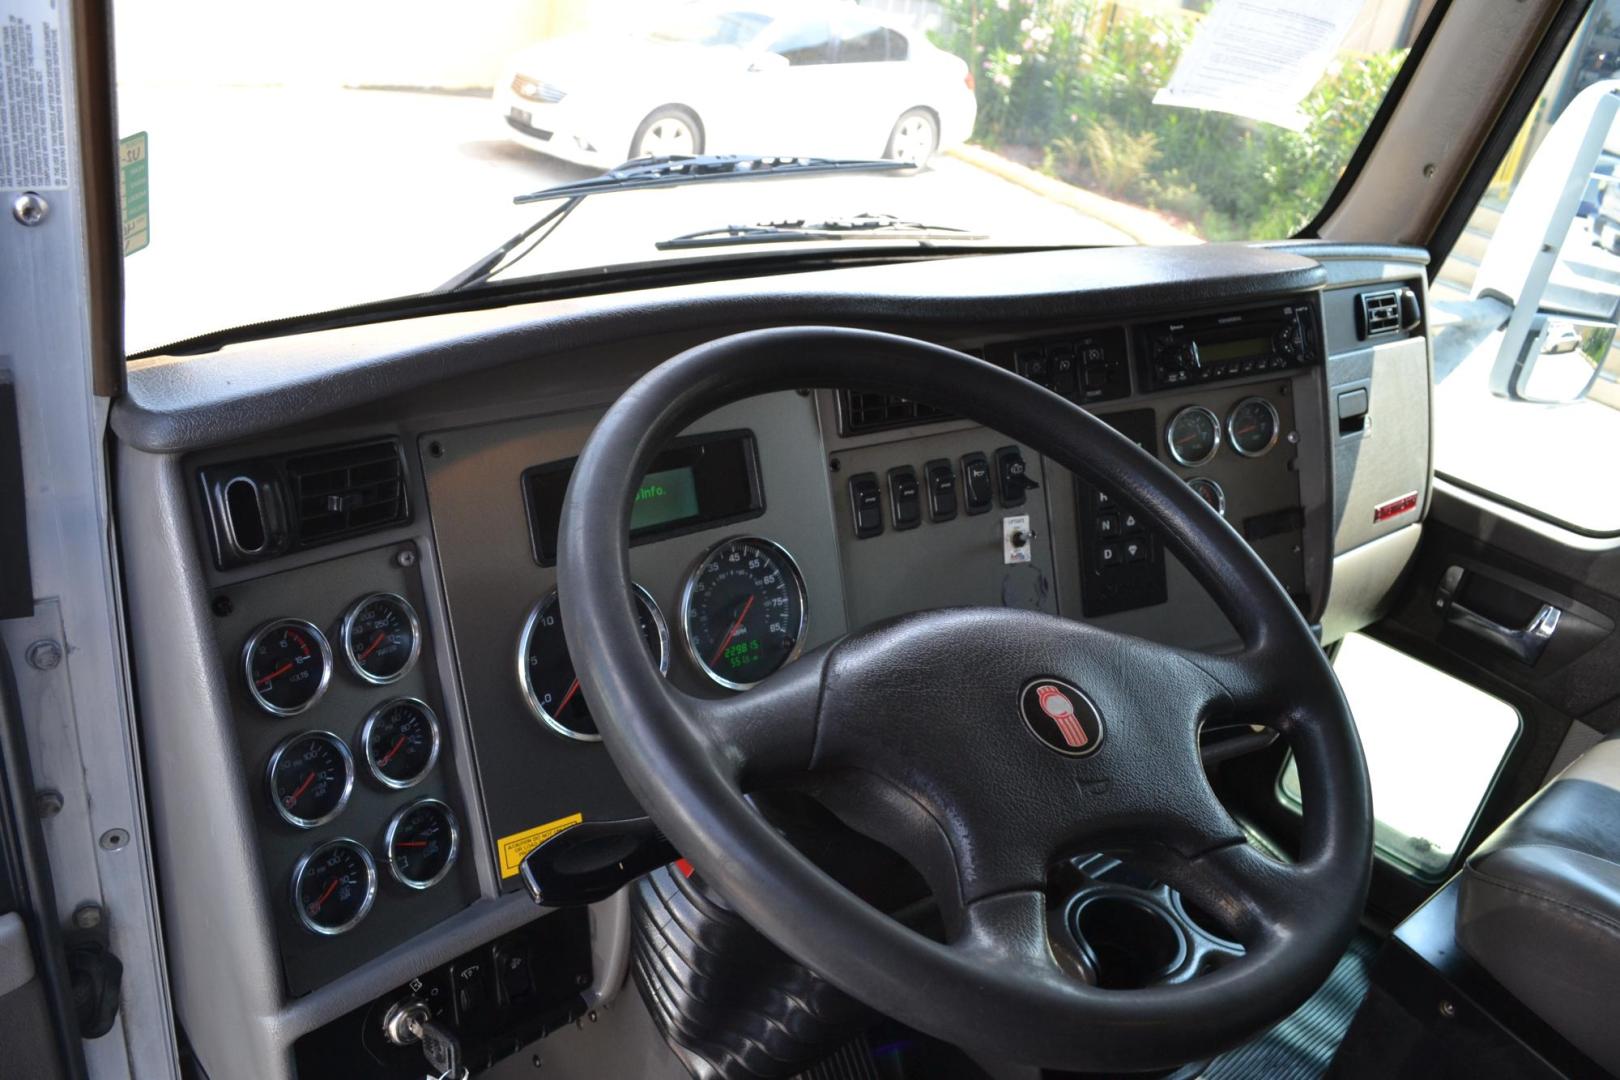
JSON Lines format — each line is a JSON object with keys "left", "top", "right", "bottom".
{"left": 1153, "top": 0, "right": 1366, "bottom": 131}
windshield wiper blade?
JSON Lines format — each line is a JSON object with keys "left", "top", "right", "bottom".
{"left": 656, "top": 214, "right": 984, "bottom": 251}
{"left": 512, "top": 154, "right": 915, "bottom": 204}
{"left": 436, "top": 155, "right": 918, "bottom": 294}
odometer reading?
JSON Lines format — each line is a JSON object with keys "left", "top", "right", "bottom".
{"left": 341, "top": 593, "right": 421, "bottom": 684}
{"left": 267, "top": 730, "right": 354, "bottom": 828}
{"left": 360, "top": 698, "right": 440, "bottom": 788}
{"left": 291, "top": 839, "right": 376, "bottom": 936}
{"left": 681, "top": 537, "right": 807, "bottom": 691}
{"left": 244, "top": 619, "right": 332, "bottom": 716}
{"left": 385, "top": 799, "right": 459, "bottom": 890}
{"left": 519, "top": 584, "right": 669, "bottom": 741}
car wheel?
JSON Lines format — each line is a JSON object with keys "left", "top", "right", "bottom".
{"left": 885, "top": 108, "right": 939, "bottom": 168}
{"left": 630, "top": 107, "right": 703, "bottom": 160}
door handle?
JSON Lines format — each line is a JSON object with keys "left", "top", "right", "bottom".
{"left": 1437, "top": 565, "right": 1561, "bottom": 664}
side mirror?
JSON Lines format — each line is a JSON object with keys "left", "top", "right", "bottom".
{"left": 747, "top": 52, "right": 788, "bottom": 74}
{"left": 1475, "top": 81, "right": 1620, "bottom": 401}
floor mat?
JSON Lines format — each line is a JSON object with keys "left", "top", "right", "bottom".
{"left": 1202, "top": 933, "right": 1378, "bottom": 1080}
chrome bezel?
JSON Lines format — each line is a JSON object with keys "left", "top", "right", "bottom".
{"left": 242, "top": 618, "right": 333, "bottom": 717}
{"left": 290, "top": 838, "right": 377, "bottom": 936}
{"left": 340, "top": 592, "right": 422, "bottom": 685}
{"left": 359, "top": 698, "right": 441, "bottom": 789}
{"left": 1186, "top": 477, "right": 1227, "bottom": 518}
{"left": 266, "top": 730, "right": 356, "bottom": 829}
{"left": 384, "top": 798, "right": 460, "bottom": 891}
{"left": 1226, "top": 396, "right": 1282, "bottom": 459}
{"left": 680, "top": 536, "right": 809, "bottom": 692}
{"left": 517, "top": 583, "right": 670, "bottom": 742}
{"left": 1165, "top": 406, "right": 1222, "bottom": 468}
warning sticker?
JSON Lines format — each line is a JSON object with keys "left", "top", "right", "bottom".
{"left": 1, "top": 0, "right": 71, "bottom": 190}
{"left": 497, "top": 813, "right": 583, "bottom": 879}
{"left": 119, "top": 132, "right": 149, "bottom": 255}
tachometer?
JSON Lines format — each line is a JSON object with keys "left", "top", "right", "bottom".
{"left": 1226, "top": 397, "right": 1281, "bottom": 458}
{"left": 1166, "top": 406, "right": 1221, "bottom": 467}
{"left": 384, "top": 799, "right": 459, "bottom": 890}
{"left": 360, "top": 698, "right": 440, "bottom": 789}
{"left": 291, "top": 839, "right": 376, "bottom": 936}
{"left": 341, "top": 593, "right": 421, "bottom": 684}
{"left": 518, "top": 584, "right": 669, "bottom": 741}
{"left": 267, "top": 730, "right": 355, "bottom": 828}
{"left": 681, "top": 537, "right": 807, "bottom": 691}
{"left": 244, "top": 619, "right": 332, "bottom": 716}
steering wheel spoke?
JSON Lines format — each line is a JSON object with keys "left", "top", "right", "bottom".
{"left": 689, "top": 644, "right": 829, "bottom": 787}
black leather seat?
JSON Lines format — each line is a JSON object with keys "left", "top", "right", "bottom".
{"left": 1456, "top": 731, "right": 1620, "bottom": 1075}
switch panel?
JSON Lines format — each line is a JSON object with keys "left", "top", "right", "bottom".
{"left": 848, "top": 473, "right": 883, "bottom": 539}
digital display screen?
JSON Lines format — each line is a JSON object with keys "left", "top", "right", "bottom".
{"left": 630, "top": 466, "right": 701, "bottom": 530}
{"left": 1197, "top": 335, "right": 1270, "bottom": 364}
{"left": 522, "top": 430, "right": 763, "bottom": 566}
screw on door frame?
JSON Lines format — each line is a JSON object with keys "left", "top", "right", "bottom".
{"left": 27, "top": 640, "right": 63, "bottom": 670}
{"left": 12, "top": 192, "right": 49, "bottom": 226}
{"left": 99, "top": 829, "right": 129, "bottom": 851}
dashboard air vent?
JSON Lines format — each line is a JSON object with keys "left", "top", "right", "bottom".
{"left": 285, "top": 440, "right": 409, "bottom": 545}
{"left": 839, "top": 391, "right": 953, "bottom": 436}
{"left": 1356, "top": 290, "right": 1402, "bottom": 339}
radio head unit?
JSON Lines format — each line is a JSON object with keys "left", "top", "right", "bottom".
{"left": 1140, "top": 300, "right": 1320, "bottom": 392}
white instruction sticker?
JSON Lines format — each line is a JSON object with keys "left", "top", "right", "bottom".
{"left": 1, "top": 0, "right": 70, "bottom": 190}
{"left": 1153, "top": 0, "right": 1365, "bottom": 131}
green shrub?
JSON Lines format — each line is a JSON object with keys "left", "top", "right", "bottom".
{"left": 931, "top": 0, "right": 1406, "bottom": 239}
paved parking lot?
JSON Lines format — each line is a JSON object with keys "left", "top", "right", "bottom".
{"left": 118, "top": 85, "right": 1134, "bottom": 353}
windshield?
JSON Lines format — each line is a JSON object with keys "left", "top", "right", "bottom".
{"left": 114, "top": 0, "right": 1423, "bottom": 353}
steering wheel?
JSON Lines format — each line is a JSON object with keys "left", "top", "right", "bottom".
{"left": 559, "top": 327, "right": 1372, "bottom": 1072}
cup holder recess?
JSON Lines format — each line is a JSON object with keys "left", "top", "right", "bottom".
{"left": 1072, "top": 892, "right": 1186, "bottom": 990}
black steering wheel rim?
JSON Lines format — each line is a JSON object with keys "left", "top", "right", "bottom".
{"left": 559, "top": 326, "right": 1372, "bottom": 1072}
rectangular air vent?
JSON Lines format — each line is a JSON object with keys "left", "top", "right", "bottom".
{"left": 285, "top": 440, "right": 409, "bottom": 545}
{"left": 838, "top": 391, "right": 954, "bottom": 436}
{"left": 1356, "top": 290, "right": 1402, "bottom": 339}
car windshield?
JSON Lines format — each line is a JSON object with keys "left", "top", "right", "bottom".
{"left": 114, "top": 0, "right": 1425, "bottom": 353}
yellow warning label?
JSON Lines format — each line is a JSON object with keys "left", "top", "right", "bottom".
{"left": 497, "top": 813, "right": 583, "bottom": 879}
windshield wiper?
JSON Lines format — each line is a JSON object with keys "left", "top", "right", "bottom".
{"left": 656, "top": 214, "right": 984, "bottom": 251}
{"left": 435, "top": 154, "right": 917, "bottom": 294}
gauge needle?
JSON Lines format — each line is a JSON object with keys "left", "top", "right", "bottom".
{"left": 257, "top": 661, "right": 293, "bottom": 686}
{"left": 711, "top": 594, "right": 756, "bottom": 667}
{"left": 556, "top": 678, "right": 582, "bottom": 714}
{"left": 313, "top": 879, "right": 339, "bottom": 910}
{"left": 394, "top": 841, "right": 428, "bottom": 848}
{"left": 357, "top": 631, "right": 387, "bottom": 662}
{"left": 378, "top": 735, "right": 407, "bottom": 766}
{"left": 288, "top": 771, "right": 316, "bottom": 804}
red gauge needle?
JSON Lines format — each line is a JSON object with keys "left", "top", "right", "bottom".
{"left": 394, "top": 841, "right": 428, "bottom": 848}
{"left": 288, "top": 771, "right": 316, "bottom": 804}
{"left": 357, "top": 631, "right": 387, "bottom": 662}
{"left": 378, "top": 735, "right": 407, "bottom": 766}
{"left": 711, "top": 594, "right": 756, "bottom": 667}
{"left": 555, "top": 678, "right": 582, "bottom": 714}
{"left": 313, "top": 879, "right": 339, "bottom": 910}
{"left": 257, "top": 661, "right": 293, "bottom": 687}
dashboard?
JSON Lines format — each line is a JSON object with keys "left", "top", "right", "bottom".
{"left": 111, "top": 241, "right": 1432, "bottom": 1080}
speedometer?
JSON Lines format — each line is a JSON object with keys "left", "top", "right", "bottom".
{"left": 680, "top": 537, "right": 807, "bottom": 691}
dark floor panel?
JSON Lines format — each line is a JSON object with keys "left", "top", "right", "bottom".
{"left": 1203, "top": 934, "right": 1378, "bottom": 1080}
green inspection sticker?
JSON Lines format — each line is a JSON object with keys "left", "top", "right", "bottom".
{"left": 119, "top": 132, "right": 149, "bottom": 256}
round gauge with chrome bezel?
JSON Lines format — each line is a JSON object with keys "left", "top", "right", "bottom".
{"left": 384, "top": 798, "right": 459, "bottom": 890}
{"left": 340, "top": 592, "right": 421, "bottom": 684}
{"left": 291, "top": 838, "right": 376, "bottom": 935}
{"left": 518, "top": 583, "right": 670, "bottom": 741}
{"left": 1165, "top": 406, "right": 1221, "bottom": 467}
{"left": 1226, "top": 397, "right": 1281, "bottom": 458}
{"left": 1186, "top": 477, "right": 1227, "bottom": 517}
{"left": 267, "top": 730, "right": 355, "bottom": 828}
{"left": 681, "top": 537, "right": 807, "bottom": 691}
{"left": 243, "top": 618, "right": 332, "bottom": 716}
{"left": 359, "top": 697, "right": 441, "bottom": 789}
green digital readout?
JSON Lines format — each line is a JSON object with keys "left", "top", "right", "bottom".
{"left": 631, "top": 466, "right": 701, "bottom": 531}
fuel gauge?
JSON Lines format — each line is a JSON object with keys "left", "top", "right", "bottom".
{"left": 384, "top": 799, "right": 459, "bottom": 890}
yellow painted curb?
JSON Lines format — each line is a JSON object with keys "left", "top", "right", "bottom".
{"left": 946, "top": 144, "right": 1202, "bottom": 247}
